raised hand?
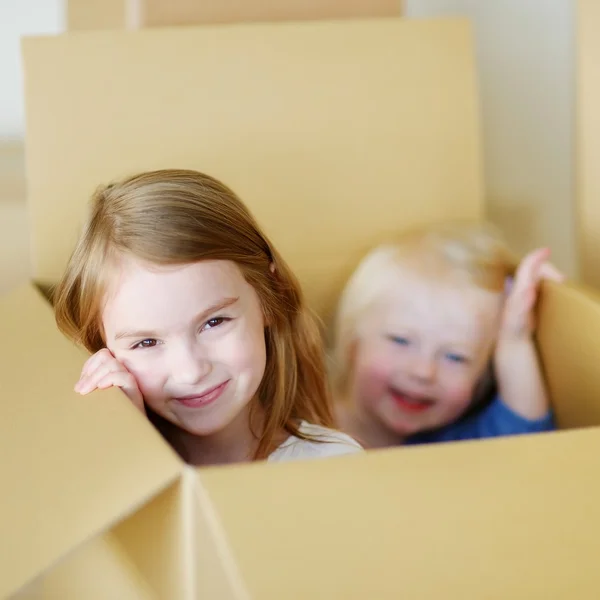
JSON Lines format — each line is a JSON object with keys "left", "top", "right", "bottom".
{"left": 499, "top": 247, "right": 564, "bottom": 341}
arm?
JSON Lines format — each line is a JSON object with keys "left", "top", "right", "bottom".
{"left": 495, "top": 338, "right": 548, "bottom": 420}
{"left": 406, "top": 394, "right": 554, "bottom": 445}
{"left": 493, "top": 248, "right": 563, "bottom": 420}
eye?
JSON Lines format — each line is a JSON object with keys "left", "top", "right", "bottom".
{"left": 132, "top": 339, "right": 159, "bottom": 350}
{"left": 389, "top": 335, "right": 410, "bottom": 347}
{"left": 445, "top": 352, "right": 468, "bottom": 364}
{"left": 202, "top": 317, "right": 230, "bottom": 331}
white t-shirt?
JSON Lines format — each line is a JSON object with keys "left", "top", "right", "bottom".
{"left": 268, "top": 421, "right": 363, "bottom": 462}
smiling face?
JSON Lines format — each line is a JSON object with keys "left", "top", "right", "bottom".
{"left": 350, "top": 267, "right": 503, "bottom": 438}
{"left": 102, "top": 256, "right": 267, "bottom": 438}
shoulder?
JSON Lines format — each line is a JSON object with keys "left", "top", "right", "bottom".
{"left": 268, "top": 422, "right": 363, "bottom": 462}
{"left": 479, "top": 395, "right": 555, "bottom": 435}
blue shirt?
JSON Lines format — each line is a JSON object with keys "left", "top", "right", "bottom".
{"left": 404, "top": 395, "right": 555, "bottom": 445}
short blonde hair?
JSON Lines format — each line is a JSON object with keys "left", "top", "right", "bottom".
{"left": 331, "top": 221, "right": 517, "bottom": 394}
{"left": 53, "top": 169, "right": 333, "bottom": 459}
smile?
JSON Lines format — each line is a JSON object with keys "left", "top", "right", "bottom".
{"left": 174, "top": 380, "right": 230, "bottom": 408}
{"left": 389, "top": 387, "right": 434, "bottom": 413}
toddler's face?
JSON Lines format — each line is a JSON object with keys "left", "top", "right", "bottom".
{"left": 351, "top": 271, "right": 503, "bottom": 437}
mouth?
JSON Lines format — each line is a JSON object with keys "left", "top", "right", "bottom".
{"left": 174, "top": 380, "right": 230, "bottom": 408}
{"left": 388, "top": 387, "right": 434, "bottom": 413}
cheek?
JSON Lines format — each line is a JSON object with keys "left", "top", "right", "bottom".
{"left": 353, "top": 340, "right": 395, "bottom": 403}
{"left": 437, "top": 368, "right": 479, "bottom": 413}
{"left": 216, "top": 324, "right": 267, "bottom": 379}
{"left": 114, "top": 351, "right": 166, "bottom": 399}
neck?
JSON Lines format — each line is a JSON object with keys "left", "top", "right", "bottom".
{"left": 336, "top": 396, "right": 404, "bottom": 450}
{"left": 164, "top": 403, "right": 265, "bottom": 466}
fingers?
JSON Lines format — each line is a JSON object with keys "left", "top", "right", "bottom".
{"left": 79, "top": 348, "right": 114, "bottom": 381}
{"left": 95, "top": 371, "right": 145, "bottom": 413}
{"left": 76, "top": 350, "right": 118, "bottom": 394}
{"left": 76, "top": 360, "right": 124, "bottom": 394}
{"left": 511, "top": 247, "right": 564, "bottom": 297}
{"left": 512, "top": 248, "right": 550, "bottom": 294}
{"left": 500, "top": 248, "right": 558, "bottom": 339}
{"left": 75, "top": 349, "right": 145, "bottom": 413}
{"left": 539, "top": 262, "right": 564, "bottom": 283}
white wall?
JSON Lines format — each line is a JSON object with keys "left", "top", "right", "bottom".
{"left": 405, "top": 0, "right": 578, "bottom": 277}
{"left": 0, "top": 0, "right": 64, "bottom": 139}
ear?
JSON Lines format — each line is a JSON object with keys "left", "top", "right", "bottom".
{"left": 269, "top": 262, "right": 276, "bottom": 274}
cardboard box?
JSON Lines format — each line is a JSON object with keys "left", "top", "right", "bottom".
{"left": 5, "top": 17, "right": 600, "bottom": 599}
{"left": 67, "top": 0, "right": 402, "bottom": 30}
{"left": 577, "top": 0, "right": 600, "bottom": 288}
{"left": 0, "top": 141, "right": 29, "bottom": 295}
{"left": 21, "top": 18, "right": 483, "bottom": 321}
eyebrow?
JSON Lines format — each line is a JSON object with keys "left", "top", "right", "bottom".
{"left": 114, "top": 296, "right": 239, "bottom": 341}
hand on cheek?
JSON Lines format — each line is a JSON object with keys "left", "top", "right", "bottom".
{"left": 75, "top": 348, "right": 146, "bottom": 415}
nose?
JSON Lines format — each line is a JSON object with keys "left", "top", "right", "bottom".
{"left": 408, "top": 353, "right": 436, "bottom": 384}
{"left": 168, "top": 341, "right": 212, "bottom": 386}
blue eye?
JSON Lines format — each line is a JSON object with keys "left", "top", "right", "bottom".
{"left": 445, "top": 352, "right": 468, "bottom": 364}
{"left": 389, "top": 335, "right": 410, "bottom": 346}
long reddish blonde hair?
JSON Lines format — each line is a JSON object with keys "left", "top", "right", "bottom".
{"left": 53, "top": 169, "right": 333, "bottom": 459}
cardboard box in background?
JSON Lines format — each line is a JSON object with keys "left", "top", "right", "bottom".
{"left": 67, "top": 0, "right": 402, "bottom": 30}
{"left": 577, "top": 0, "right": 600, "bottom": 289}
{"left": 22, "top": 18, "right": 483, "bottom": 320}
{"left": 5, "top": 16, "right": 600, "bottom": 600}
{"left": 0, "top": 141, "right": 29, "bottom": 295}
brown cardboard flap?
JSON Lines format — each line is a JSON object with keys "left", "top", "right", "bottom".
{"left": 13, "top": 478, "right": 193, "bottom": 600}
{"left": 577, "top": 0, "right": 600, "bottom": 287}
{"left": 12, "top": 531, "right": 157, "bottom": 600}
{"left": 67, "top": 0, "right": 128, "bottom": 30}
{"left": 197, "top": 430, "right": 600, "bottom": 598}
{"left": 139, "top": 0, "right": 401, "bottom": 27}
{"left": 0, "top": 285, "right": 182, "bottom": 598}
{"left": 537, "top": 281, "right": 600, "bottom": 428}
{"left": 193, "top": 469, "right": 249, "bottom": 599}
{"left": 111, "top": 477, "right": 194, "bottom": 599}
{"left": 68, "top": 0, "right": 402, "bottom": 30}
{"left": 22, "top": 18, "right": 483, "bottom": 319}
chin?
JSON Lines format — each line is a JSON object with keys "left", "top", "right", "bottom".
{"left": 176, "top": 417, "right": 228, "bottom": 437}
{"left": 386, "top": 420, "right": 428, "bottom": 437}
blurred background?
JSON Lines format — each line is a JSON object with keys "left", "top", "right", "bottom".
{"left": 0, "top": 0, "right": 580, "bottom": 293}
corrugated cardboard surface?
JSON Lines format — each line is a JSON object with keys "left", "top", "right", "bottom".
{"left": 0, "top": 141, "right": 29, "bottom": 295}
{"left": 0, "top": 285, "right": 182, "bottom": 598}
{"left": 140, "top": 0, "right": 401, "bottom": 27}
{"left": 577, "top": 0, "right": 600, "bottom": 287}
{"left": 537, "top": 281, "right": 600, "bottom": 428}
{"left": 198, "top": 430, "right": 600, "bottom": 598}
{"left": 112, "top": 478, "right": 194, "bottom": 599}
{"left": 67, "top": 0, "right": 128, "bottom": 30}
{"left": 12, "top": 532, "right": 157, "bottom": 600}
{"left": 67, "top": 0, "right": 401, "bottom": 30}
{"left": 22, "top": 18, "right": 483, "bottom": 319}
